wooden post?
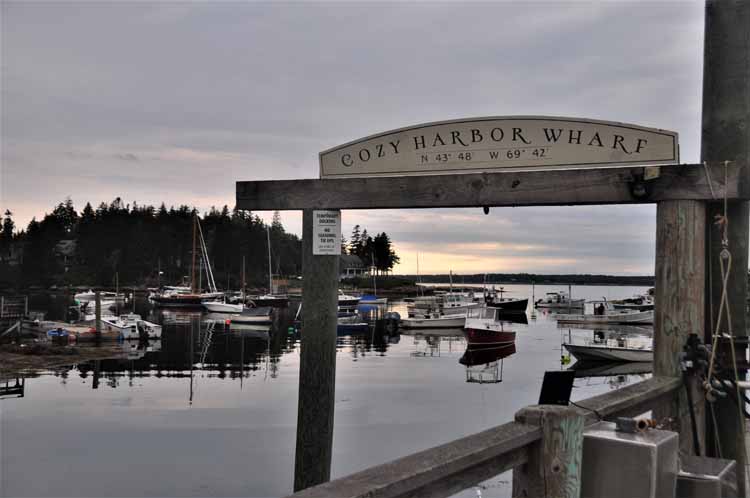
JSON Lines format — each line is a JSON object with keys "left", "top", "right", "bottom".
{"left": 293, "top": 209, "right": 340, "bottom": 492}
{"left": 701, "top": 1, "right": 749, "bottom": 493}
{"left": 653, "top": 200, "right": 706, "bottom": 455}
{"left": 95, "top": 291, "right": 101, "bottom": 340}
{"left": 512, "top": 405, "right": 584, "bottom": 498}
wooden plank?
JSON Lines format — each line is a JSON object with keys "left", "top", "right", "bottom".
{"left": 288, "top": 422, "right": 540, "bottom": 498}
{"left": 654, "top": 200, "right": 706, "bottom": 455}
{"left": 236, "top": 162, "right": 748, "bottom": 211}
{"left": 294, "top": 209, "right": 340, "bottom": 491}
{"left": 513, "top": 405, "right": 584, "bottom": 498}
{"left": 570, "top": 376, "right": 682, "bottom": 422}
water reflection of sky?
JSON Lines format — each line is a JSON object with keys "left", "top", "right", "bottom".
{"left": 2, "top": 285, "right": 653, "bottom": 498}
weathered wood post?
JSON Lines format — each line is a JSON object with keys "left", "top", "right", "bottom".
{"left": 653, "top": 200, "right": 706, "bottom": 453}
{"left": 701, "top": 1, "right": 749, "bottom": 493}
{"left": 512, "top": 405, "right": 584, "bottom": 498}
{"left": 293, "top": 208, "right": 340, "bottom": 492}
{"left": 95, "top": 291, "right": 101, "bottom": 340}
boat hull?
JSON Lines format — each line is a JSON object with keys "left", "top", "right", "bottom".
{"left": 203, "top": 302, "right": 244, "bottom": 313}
{"left": 400, "top": 315, "right": 466, "bottom": 329}
{"left": 464, "top": 328, "right": 516, "bottom": 345}
{"left": 563, "top": 343, "right": 653, "bottom": 362}
{"left": 486, "top": 298, "right": 528, "bottom": 312}
{"left": 556, "top": 310, "right": 653, "bottom": 325}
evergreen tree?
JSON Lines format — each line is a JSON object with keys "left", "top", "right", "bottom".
{"left": 349, "top": 225, "right": 361, "bottom": 255}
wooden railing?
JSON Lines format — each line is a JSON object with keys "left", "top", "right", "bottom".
{"left": 286, "top": 376, "right": 681, "bottom": 498}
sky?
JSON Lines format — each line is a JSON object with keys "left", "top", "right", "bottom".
{"left": 0, "top": 1, "right": 714, "bottom": 275}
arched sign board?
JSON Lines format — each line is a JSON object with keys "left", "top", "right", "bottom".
{"left": 319, "top": 116, "right": 678, "bottom": 179}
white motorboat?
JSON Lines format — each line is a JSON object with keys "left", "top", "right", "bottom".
{"left": 400, "top": 313, "right": 467, "bottom": 329}
{"left": 230, "top": 307, "right": 274, "bottom": 325}
{"left": 99, "top": 313, "right": 162, "bottom": 339}
{"left": 202, "top": 301, "right": 245, "bottom": 313}
{"left": 535, "top": 291, "right": 585, "bottom": 309}
{"left": 556, "top": 307, "right": 653, "bottom": 325}
{"left": 611, "top": 294, "right": 654, "bottom": 311}
{"left": 563, "top": 342, "right": 653, "bottom": 362}
{"left": 338, "top": 290, "right": 361, "bottom": 307}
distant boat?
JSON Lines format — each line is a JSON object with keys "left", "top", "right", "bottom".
{"left": 563, "top": 342, "right": 653, "bottom": 363}
{"left": 484, "top": 287, "right": 528, "bottom": 313}
{"left": 230, "top": 307, "right": 274, "bottom": 325}
{"left": 98, "top": 314, "right": 160, "bottom": 340}
{"left": 359, "top": 294, "right": 387, "bottom": 305}
{"left": 99, "top": 313, "right": 162, "bottom": 340}
{"left": 611, "top": 294, "right": 654, "bottom": 311}
{"left": 556, "top": 304, "right": 653, "bottom": 325}
{"left": 153, "top": 215, "right": 223, "bottom": 308}
{"left": 400, "top": 313, "right": 467, "bottom": 329}
{"left": 535, "top": 291, "right": 585, "bottom": 309}
{"left": 338, "top": 290, "right": 360, "bottom": 307}
{"left": 464, "top": 317, "right": 516, "bottom": 346}
{"left": 202, "top": 301, "right": 244, "bottom": 313}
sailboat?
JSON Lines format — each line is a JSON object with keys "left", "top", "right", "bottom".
{"left": 359, "top": 253, "right": 387, "bottom": 305}
{"left": 152, "top": 214, "right": 224, "bottom": 308}
{"left": 251, "top": 225, "right": 289, "bottom": 308}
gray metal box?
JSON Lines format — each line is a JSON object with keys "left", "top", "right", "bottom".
{"left": 581, "top": 421, "right": 678, "bottom": 498}
{"left": 676, "top": 455, "right": 737, "bottom": 498}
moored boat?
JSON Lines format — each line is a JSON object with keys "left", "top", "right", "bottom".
{"left": 230, "top": 307, "right": 274, "bottom": 325}
{"left": 556, "top": 307, "right": 653, "bottom": 325}
{"left": 400, "top": 313, "right": 467, "bottom": 329}
{"left": 202, "top": 301, "right": 245, "bottom": 313}
{"left": 464, "top": 318, "right": 516, "bottom": 346}
{"left": 535, "top": 291, "right": 585, "bottom": 309}
{"left": 563, "top": 342, "right": 653, "bottom": 362}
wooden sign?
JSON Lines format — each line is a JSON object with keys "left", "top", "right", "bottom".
{"left": 319, "top": 116, "right": 678, "bottom": 178}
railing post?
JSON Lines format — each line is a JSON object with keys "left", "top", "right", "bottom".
{"left": 654, "top": 200, "right": 706, "bottom": 455}
{"left": 512, "top": 405, "right": 584, "bottom": 498}
{"left": 701, "top": 2, "right": 749, "bottom": 495}
{"left": 293, "top": 209, "right": 340, "bottom": 492}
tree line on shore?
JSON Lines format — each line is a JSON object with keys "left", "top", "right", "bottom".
{"left": 0, "top": 199, "right": 404, "bottom": 291}
{"left": 0, "top": 198, "right": 303, "bottom": 289}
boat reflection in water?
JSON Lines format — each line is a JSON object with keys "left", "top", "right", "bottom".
{"left": 403, "top": 328, "right": 465, "bottom": 357}
{"left": 568, "top": 360, "right": 652, "bottom": 390}
{"left": 460, "top": 342, "right": 517, "bottom": 384}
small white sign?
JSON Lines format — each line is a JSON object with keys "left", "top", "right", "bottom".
{"left": 313, "top": 210, "right": 341, "bottom": 255}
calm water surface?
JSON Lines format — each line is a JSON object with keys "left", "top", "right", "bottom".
{"left": 1, "top": 285, "right": 652, "bottom": 498}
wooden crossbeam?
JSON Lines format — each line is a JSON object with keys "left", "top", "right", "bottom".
{"left": 236, "top": 162, "right": 748, "bottom": 211}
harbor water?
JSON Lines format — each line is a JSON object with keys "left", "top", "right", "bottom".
{"left": 1, "top": 284, "right": 652, "bottom": 497}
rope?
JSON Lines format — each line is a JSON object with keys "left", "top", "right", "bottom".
{"left": 703, "top": 160, "right": 747, "bottom": 469}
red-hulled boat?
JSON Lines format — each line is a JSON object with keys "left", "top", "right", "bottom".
{"left": 464, "top": 317, "right": 516, "bottom": 345}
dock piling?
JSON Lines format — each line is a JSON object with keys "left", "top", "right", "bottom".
{"left": 293, "top": 209, "right": 340, "bottom": 492}
{"left": 512, "top": 405, "right": 584, "bottom": 498}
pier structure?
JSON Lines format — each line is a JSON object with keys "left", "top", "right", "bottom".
{"left": 236, "top": 1, "right": 749, "bottom": 495}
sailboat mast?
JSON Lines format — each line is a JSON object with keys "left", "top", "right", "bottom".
{"left": 242, "top": 255, "right": 246, "bottom": 301}
{"left": 191, "top": 215, "right": 197, "bottom": 293}
{"left": 266, "top": 225, "right": 273, "bottom": 294}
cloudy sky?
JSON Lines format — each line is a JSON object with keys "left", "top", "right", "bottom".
{"left": 1, "top": 1, "right": 711, "bottom": 275}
